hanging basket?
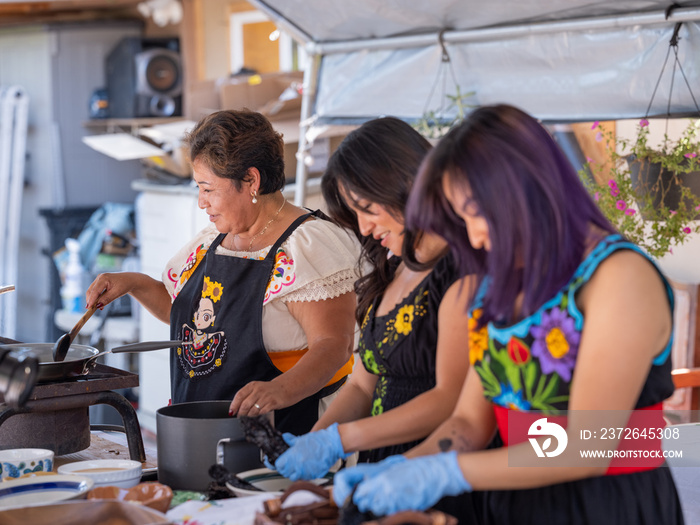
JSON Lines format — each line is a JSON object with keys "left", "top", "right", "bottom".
{"left": 627, "top": 155, "right": 700, "bottom": 220}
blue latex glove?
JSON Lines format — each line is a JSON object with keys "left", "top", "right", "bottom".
{"left": 274, "top": 423, "right": 351, "bottom": 481}
{"left": 332, "top": 454, "right": 407, "bottom": 507}
{"left": 352, "top": 452, "right": 471, "bottom": 516}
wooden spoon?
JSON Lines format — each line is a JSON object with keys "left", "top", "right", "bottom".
{"left": 52, "top": 303, "right": 99, "bottom": 362}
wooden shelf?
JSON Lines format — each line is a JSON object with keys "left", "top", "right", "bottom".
{"left": 83, "top": 117, "right": 187, "bottom": 133}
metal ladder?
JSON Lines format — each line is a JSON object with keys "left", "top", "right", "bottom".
{"left": 0, "top": 86, "right": 29, "bottom": 339}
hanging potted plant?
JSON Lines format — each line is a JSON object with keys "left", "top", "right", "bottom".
{"left": 580, "top": 118, "right": 700, "bottom": 260}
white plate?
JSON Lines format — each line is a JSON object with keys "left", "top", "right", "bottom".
{"left": 0, "top": 474, "right": 94, "bottom": 510}
{"left": 227, "top": 467, "right": 330, "bottom": 498}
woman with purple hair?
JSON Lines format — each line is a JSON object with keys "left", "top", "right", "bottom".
{"left": 333, "top": 104, "right": 683, "bottom": 524}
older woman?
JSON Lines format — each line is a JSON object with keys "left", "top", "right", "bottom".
{"left": 86, "top": 110, "right": 360, "bottom": 435}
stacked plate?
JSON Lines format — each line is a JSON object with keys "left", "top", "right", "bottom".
{"left": 0, "top": 474, "right": 93, "bottom": 511}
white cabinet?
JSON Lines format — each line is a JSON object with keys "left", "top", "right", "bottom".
{"left": 135, "top": 184, "right": 209, "bottom": 433}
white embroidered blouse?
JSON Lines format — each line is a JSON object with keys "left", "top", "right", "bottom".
{"left": 162, "top": 217, "right": 361, "bottom": 353}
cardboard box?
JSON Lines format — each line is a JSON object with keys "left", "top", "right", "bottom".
{"left": 219, "top": 71, "right": 304, "bottom": 121}
{"left": 186, "top": 79, "right": 221, "bottom": 121}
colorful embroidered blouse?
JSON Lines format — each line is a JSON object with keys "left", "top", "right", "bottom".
{"left": 470, "top": 235, "right": 675, "bottom": 415}
{"left": 162, "top": 218, "right": 362, "bottom": 354}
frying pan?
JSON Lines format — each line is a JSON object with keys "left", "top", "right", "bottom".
{"left": 0, "top": 341, "right": 187, "bottom": 382}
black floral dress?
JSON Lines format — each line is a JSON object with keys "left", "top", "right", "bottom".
{"left": 470, "top": 234, "right": 684, "bottom": 525}
{"left": 357, "top": 254, "right": 459, "bottom": 463}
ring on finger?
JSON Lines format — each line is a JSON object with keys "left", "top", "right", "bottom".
{"left": 254, "top": 403, "right": 261, "bottom": 409}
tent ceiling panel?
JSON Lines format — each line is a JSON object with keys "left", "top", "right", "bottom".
{"left": 250, "top": 0, "right": 700, "bottom": 122}
{"left": 253, "top": 0, "right": 700, "bottom": 43}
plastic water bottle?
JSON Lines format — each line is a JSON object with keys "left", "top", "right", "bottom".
{"left": 61, "top": 238, "right": 84, "bottom": 313}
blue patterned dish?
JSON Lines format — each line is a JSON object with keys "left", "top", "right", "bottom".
{"left": 0, "top": 474, "right": 94, "bottom": 510}
{"left": 0, "top": 449, "right": 54, "bottom": 480}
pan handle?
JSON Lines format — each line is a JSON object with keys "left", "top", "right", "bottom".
{"left": 111, "top": 340, "right": 193, "bottom": 353}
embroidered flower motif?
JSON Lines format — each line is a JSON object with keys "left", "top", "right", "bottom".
{"left": 493, "top": 384, "right": 531, "bottom": 411}
{"left": 174, "top": 244, "right": 207, "bottom": 298}
{"left": 215, "top": 358, "right": 221, "bottom": 367}
{"left": 469, "top": 308, "right": 489, "bottom": 364}
{"left": 371, "top": 398, "right": 384, "bottom": 416}
{"left": 507, "top": 337, "right": 530, "bottom": 366}
{"left": 362, "top": 349, "right": 381, "bottom": 374}
{"left": 394, "top": 305, "right": 415, "bottom": 335}
{"left": 202, "top": 276, "right": 224, "bottom": 303}
{"left": 530, "top": 307, "right": 580, "bottom": 382}
{"left": 264, "top": 248, "right": 296, "bottom": 303}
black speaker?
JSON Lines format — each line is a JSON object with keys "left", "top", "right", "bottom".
{"left": 106, "top": 37, "right": 182, "bottom": 118}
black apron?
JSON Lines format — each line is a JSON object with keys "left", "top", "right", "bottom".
{"left": 169, "top": 210, "right": 344, "bottom": 434}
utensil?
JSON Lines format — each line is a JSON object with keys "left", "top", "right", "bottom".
{"left": 0, "top": 285, "right": 15, "bottom": 295}
{"left": 0, "top": 341, "right": 191, "bottom": 382}
{"left": 52, "top": 304, "right": 98, "bottom": 362}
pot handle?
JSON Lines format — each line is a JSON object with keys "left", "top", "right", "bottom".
{"left": 216, "top": 438, "right": 231, "bottom": 466}
{"left": 111, "top": 340, "right": 192, "bottom": 353}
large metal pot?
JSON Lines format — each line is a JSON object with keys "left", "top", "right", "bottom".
{"left": 156, "top": 400, "right": 264, "bottom": 492}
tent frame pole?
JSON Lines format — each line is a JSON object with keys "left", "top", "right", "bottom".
{"left": 306, "top": 6, "right": 700, "bottom": 55}
{"left": 293, "top": 54, "right": 320, "bottom": 207}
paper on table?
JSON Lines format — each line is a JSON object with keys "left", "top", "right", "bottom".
{"left": 82, "top": 133, "right": 166, "bottom": 161}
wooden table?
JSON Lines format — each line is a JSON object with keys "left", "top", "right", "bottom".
{"left": 54, "top": 430, "right": 158, "bottom": 476}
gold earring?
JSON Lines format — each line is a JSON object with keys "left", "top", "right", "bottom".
{"left": 251, "top": 191, "right": 258, "bottom": 204}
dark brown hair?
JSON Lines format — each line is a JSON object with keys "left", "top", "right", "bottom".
{"left": 322, "top": 116, "right": 433, "bottom": 325}
{"left": 185, "top": 109, "right": 286, "bottom": 194}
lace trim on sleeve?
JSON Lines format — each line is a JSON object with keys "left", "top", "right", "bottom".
{"left": 281, "top": 268, "right": 357, "bottom": 303}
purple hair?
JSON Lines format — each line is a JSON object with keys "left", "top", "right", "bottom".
{"left": 406, "top": 104, "right": 616, "bottom": 325}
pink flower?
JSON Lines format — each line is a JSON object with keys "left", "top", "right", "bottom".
{"left": 594, "top": 191, "right": 600, "bottom": 201}
{"left": 684, "top": 227, "right": 692, "bottom": 234}
{"left": 640, "top": 119, "right": 649, "bottom": 127}
{"left": 669, "top": 248, "right": 674, "bottom": 255}
{"left": 608, "top": 180, "right": 618, "bottom": 190}
{"left": 670, "top": 210, "right": 677, "bottom": 216}
{"left": 684, "top": 152, "right": 698, "bottom": 158}
{"left": 625, "top": 209, "right": 636, "bottom": 216}
{"left": 616, "top": 200, "right": 627, "bottom": 210}
{"left": 695, "top": 205, "right": 700, "bottom": 211}
{"left": 586, "top": 156, "right": 594, "bottom": 163}
{"left": 610, "top": 187, "right": 619, "bottom": 197}
{"left": 595, "top": 132, "right": 603, "bottom": 142}
{"left": 591, "top": 121, "right": 599, "bottom": 130}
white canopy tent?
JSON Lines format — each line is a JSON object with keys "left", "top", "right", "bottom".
{"left": 248, "top": 0, "right": 700, "bottom": 203}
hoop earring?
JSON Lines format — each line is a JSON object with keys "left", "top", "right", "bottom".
{"left": 251, "top": 190, "right": 258, "bottom": 204}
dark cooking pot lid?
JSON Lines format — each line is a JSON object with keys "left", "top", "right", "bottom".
{"left": 0, "top": 343, "right": 99, "bottom": 363}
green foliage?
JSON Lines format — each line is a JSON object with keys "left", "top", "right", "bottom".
{"left": 412, "top": 86, "right": 476, "bottom": 139}
{"left": 580, "top": 119, "right": 700, "bottom": 258}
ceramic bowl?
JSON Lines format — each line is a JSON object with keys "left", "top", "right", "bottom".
{"left": 0, "top": 448, "right": 54, "bottom": 480}
{"left": 228, "top": 467, "right": 331, "bottom": 498}
{"left": 57, "top": 459, "right": 142, "bottom": 488}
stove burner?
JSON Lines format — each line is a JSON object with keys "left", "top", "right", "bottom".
{"left": 0, "top": 364, "right": 145, "bottom": 460}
